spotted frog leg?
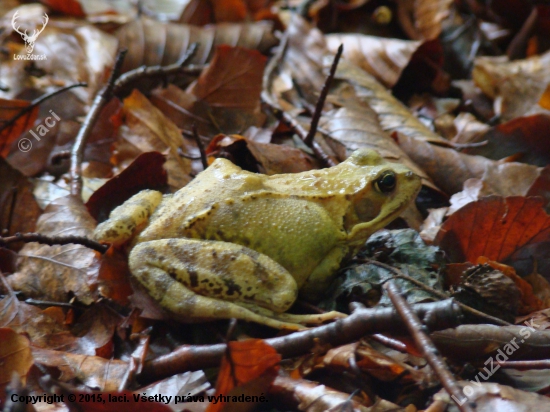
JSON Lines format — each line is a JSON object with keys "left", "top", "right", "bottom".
{"left": 129, "top": 238, "right": 346, "bottom": 330}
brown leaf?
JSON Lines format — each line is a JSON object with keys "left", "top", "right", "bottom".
{"left": 118, "top": 89, "right": 192, "bottom": 189}
{"left": 399, "top": 0, "right": 454, "bottom": 40}
{"left": 189, "top": 45, "right": 266, "bottom": 111}
{"left": 207, "top": 339, "right": 280, "bottom": 412}
{"left": 32, "top": 347, "right": 132, "bottom": 391}
{"left": 0, "top": 158, "right": 41, "bottom": 248}
{"left": 86, "top": 152, "right": 167, "bottom": 223}
{"left": 435, "top": 196, "right": 550, "bottom": 277}
{"left": 116, "top": 17, "right": 277, "bottom": 73}
{"left": 0, "top": 328, "right": 33, "bottom": 400}
{"left": 473, "top": 51, "right": 550, "bottom": 121}
{"left": 397, "top": 132, "right": 541, "bottom": 195}
{"left": 207, "top": 134, "right": 319, "bottom": 174}
{"left": 7, "top": 196, "right": 99, "bottom": 304}
{"left": 0, "top": 98, "right": 38, "bottom": 158}
{"left": 326, "top": 34, "right": 424, "bottom": 88}
{"left": 96, "top": 247, "right": 133, "bottom": 307}
{"left": 463, "top": 114, "right": 550, "bottom": 166}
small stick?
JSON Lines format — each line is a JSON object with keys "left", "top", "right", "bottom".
{"left": 361, "top": 258, "right": 511, "bottom": 326}
{"left": 384, "top": 280, "right": 476, "bottom": 412}
{"left": 496, "top": 360, "right": 550, "bottom": 370}
{"left": 139, "top": 299, "right": 463, "bottom": 382}
{"left": 304, "top": 44, "right": 343, "bottom": 147}
{"left": 113, "top": 43, "right": 199, "bottom": 97}
{"left": 0, "top": 232, "right": 108, "bottom": 254}
{"left": 191, "top": 123, "right": 208, "bottom": 170}
{"left": 0, "top": 82, "right": 87, "bottom": 135}
{"left": 70, "top": 49, "right": 127, "bottom": 196}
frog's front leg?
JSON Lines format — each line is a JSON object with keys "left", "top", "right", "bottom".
{"left": 94, "top": 190, "right": 164, "bottom": 246}
{"left": 129, "top": 238, "right": 345, "bottom": 330}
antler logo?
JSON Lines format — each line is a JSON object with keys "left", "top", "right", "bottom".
{"left": 12, "top": 11, "right": 48, "bottom": 54}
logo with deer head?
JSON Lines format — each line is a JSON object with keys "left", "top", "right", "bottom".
{"left": 12, "top": 11, "right": 48, "bottom": 54}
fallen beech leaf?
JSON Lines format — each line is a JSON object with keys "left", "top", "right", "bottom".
{"left": 413, "top": 0, "right": 454, "bottom": 40}
{"left": 0, "top": 328, "right": 33, "bottom": 400}
{"left": 96, "top": 247, "right": 133, "bottom": 307}
{"left": 463, "top": 114, "right": 550, "bottom": 166}
{"left": 207, "top": 134, "right": 319, "bottom": 174}
{"left": 326, "top": 34, "right": 424, "bottom": 88}
{"left": 473, "top": 51, "right": 550, "bottom": 120}
{"left": 32, "top": 347, "right": 131, "bottom": 391}
{"left": 7, "top": 196, "right": 99, "bottom": 304}
{"left": 86, "top": 152, "right": 167, "bottom": 223}
{"left": 397, "top": 133, "right": 541, "bottom": 195}
{"left": 189, "top": 45, "right": 266, "bottom": 111}
{"left": 119, "top": 89, "right": 192, "bottom": 189}
{"left": 116, "top": 17, "right": 277, "bottom": 73}
{"left": 207, "top": 339, "right": 280, "bottom": 412}
{"left": 138, "top": 371, "right": 210, "bottom": 409}
{"left": 435, "top": 196, "right": 550, "bottom": 277}
{"left": 0, "top": 98, "right": 38, "bottom": 158}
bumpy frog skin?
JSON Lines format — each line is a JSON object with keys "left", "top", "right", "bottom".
{"left": 94, "top": 149, "right": 421, "bottom": 330}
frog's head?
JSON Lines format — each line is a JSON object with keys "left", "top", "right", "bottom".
{"left": 343, "top": 149, "right": 421, "bottom": 246}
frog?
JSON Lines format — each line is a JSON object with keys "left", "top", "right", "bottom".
{"left": 93, "top": 149, "right": 421, "bottom": 330}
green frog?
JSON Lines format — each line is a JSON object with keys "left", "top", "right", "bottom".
{"left": 94, "top": 149, "right": 421, "bottom": 329}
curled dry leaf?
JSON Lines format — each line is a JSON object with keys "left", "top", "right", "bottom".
{"left": 473, "top": 50, "right": 550, "bottom": 121}
{"left": 435, "top": 196, "right": 550, "bottom": 277}
{"left": 326, "top": 34, "right": 424, "bottom": 88}
{"left": 116, "top": 17, "right": 278, "bottom": 73}
{"left": 7, "top": 196, "right": 99, "bottom": 304}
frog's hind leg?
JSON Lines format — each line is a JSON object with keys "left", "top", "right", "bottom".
{"left": 94, "top": 190, "right": 163, "bottom": 246}
{"left": 129, "top": 238, "right": 345, "bottom": 330}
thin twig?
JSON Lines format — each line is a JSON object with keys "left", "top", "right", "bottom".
{"left": 362, "top": 258, "right": 511, "bottom": 326}
{"left": 113, "top": 43, "right": 199, "bottom": 97}
{"left": 261, "top": 33, "right": 338, "bottom": 167}
{"left": 304, "top": 44, "right": 343, "bottom": 147}
{"left": 70, "top": 49, "right": 127, "bottom": 196}
{"left": 191, "top": 123, "right": 208, "bottom": 170}
{"left": 496, "top": 360, "right": 550, "bottom": 370}
{"left": 384, "top": 280, "right": 476, "bottom": 412}
{"left": 0, "top": 82, "right": 87, "bottom": 135}
{"left": 0, "top": 232, "right": 108, "bottom": 254}
{"left": 139, "top": 299, "right": 463, "bottom": 382}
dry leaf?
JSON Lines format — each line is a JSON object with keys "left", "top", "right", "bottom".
{"left": 0, "top": 98, "right": 38, "bottom": 158}
{"left": 116, "top": 17, "right": 277, "bottom": 73}
{"left": 207, "top": 339, "right": 280, "bottom": 412}
{"left": 435, "top": 196, "right": 550, "bottom": 277}
{"left": 32, "top": 347, "right": 131, "bottom": 391}
{"left": 7, "top": 196, "right": 99, "bottom": 304}
{"left": 473, "top": 51, "right": 550, "bottom": 121}
{"left": 326, "top": 34, "right": 424, "bottom": 88}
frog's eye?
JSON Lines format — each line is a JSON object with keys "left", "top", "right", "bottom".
{"left": 374, "top": 171, "right": 396, "bottom": 193}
